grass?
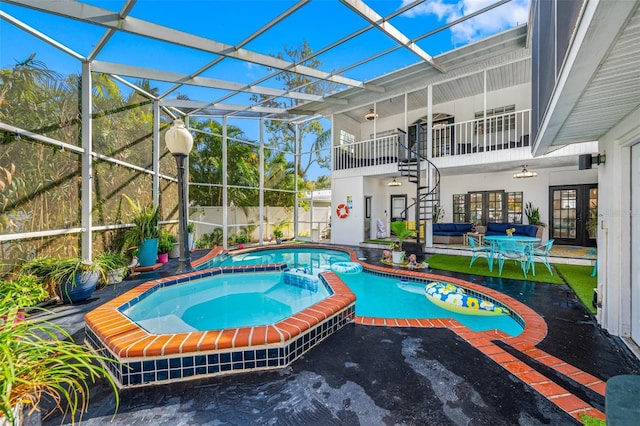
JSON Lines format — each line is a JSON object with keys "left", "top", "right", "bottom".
{"left": 579, "top": 413, "right": 606, "bottom": 426}
{"left": 424, "top": 254, "right": 598, "bottom": 314}
{"left": 555, "top": 263, "right": 597, "bottom": 314}
{"left": 426, "top": 254, "right": 564, "bottom": 284}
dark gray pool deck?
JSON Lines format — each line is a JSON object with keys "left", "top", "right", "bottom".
{"left": 25, "top": 245, "right": 640, "bottom": 425}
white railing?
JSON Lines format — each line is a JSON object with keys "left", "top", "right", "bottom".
{"left": 432, "top": 109, "right": 531, "bottom": 157}
{"left": 333, "top": 135, "right": 398, "bottom": 171}
{"left": 333, "top": 110, "right": 531, "bottom": 170}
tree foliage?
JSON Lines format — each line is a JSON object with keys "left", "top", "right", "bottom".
{"left": 250, "top": 41, "right": 334, "bottom": 179}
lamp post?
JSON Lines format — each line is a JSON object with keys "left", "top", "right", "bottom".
{"left": 165, "top": 119, "right": 194, "bottom": 274}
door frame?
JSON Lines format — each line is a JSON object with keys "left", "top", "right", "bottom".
{"left": 549, "top": 184, "right": 597, "bottom": 246}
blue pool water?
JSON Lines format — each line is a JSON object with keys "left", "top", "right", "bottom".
{"left": 342, "top": 272, "right": 523, "bottom": 336}
{"left": 148, "top": 247, "right": 522, "bottom": 336}
{"left": 203, "top": 248, "right": 351, "bottom": 271}
{"left": 123, "top": 271, "right": 330, "bottom": 333}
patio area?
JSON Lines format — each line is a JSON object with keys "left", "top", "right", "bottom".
{"left": 24, "top": 246, "right": 640, "bottom": 426}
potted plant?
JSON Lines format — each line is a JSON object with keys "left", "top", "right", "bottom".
{"left": 19, "top": 256, "right": 104, "bottom": 304}
{"left": 390, "top": 221, "right": 415, "bottom": 264}
{"left": 0, "top": 309, "right": 119, "bottom": 425}
{"left": 234, "top": 233, "right": 248, "bottom": 249}
{"left": 96, "top": 251, "right": 129, "bottom": 285}
{"left": 123, "top": 194, "right": 159, "bottom": 267}
{"left": 168, "top": 233, "right": 180, "bottom": 258}
{"left": 273, "top": 229, "right": 284, "bottom": 244}
{"left": 157, "top": 229, "right": 174, "bottom": 263}
{"left": 187, "top": 223, "right": 195, "bottom": 251}
{"left": 524, "top": 202, "right": 545, "bottom": 226}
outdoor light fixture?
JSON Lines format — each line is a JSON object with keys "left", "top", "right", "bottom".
{"left": 513, "top": 165, "right": 537, "bottom": 179}
{"left": 388, "top": 177, "right": 402, "bottom": 187}
{"left": 365, "top": 108, "right": 378, "bottom": 121}
{"left": 165, "top": 119, "right": 194, "bottom": 274}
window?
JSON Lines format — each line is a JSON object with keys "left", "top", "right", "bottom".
{"left": 475, "top": 105, "right": 516, "bottom": 134}
{"left": 507, "top": 192, "right": 523, "bottom": 224}
{"left": 339, "top": 130, "right": 355, "bottom": 146}
{"left": 454, "top": 190, "right": 516, "bottom": 224}
{"left": 453, "top": 194, "right": 466, "bottom": 223}
{"left": 390, "top": 195, "right": 407, "bottom": 222}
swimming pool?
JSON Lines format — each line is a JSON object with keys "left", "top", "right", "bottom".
{"left": 123, "top": 270, "right": 331, "bottom": 334}
{"left": 208, "top": 247, "right": 522, "bottom": 336}
{"left": 344, "top": 272, "right": 522, "bottom": 336}
{"left": 199, "top": 247, "right": 351, "bottom": 270}
{"left": 85, "top": 245, "right": 541, "bottom": 387}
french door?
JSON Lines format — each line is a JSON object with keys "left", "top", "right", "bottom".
{"left": 549, "top": 184, "right": 597, "bottom": 246}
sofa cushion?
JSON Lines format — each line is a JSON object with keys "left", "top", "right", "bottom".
{"left": 454, "top": 223, "right": 473, "bottom": 233}
{"left": 438, "top": 223, "right": 456, "bottom": 232}
{"left": 487, "top": 222, "right": 509, "bottom": 234}
{"left": 513, "top": 224, "right": 538, "bottom": 237}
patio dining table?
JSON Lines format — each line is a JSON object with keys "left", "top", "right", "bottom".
{"left": 483, "top": 235, "right": 541, "bottom": 276}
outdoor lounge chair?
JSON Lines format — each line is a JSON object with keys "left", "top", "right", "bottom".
{"left": 469, "top": 236, "right": 493, "bottom": 272}
{"left": 530, "top": 239, "right": 554, "bottom": 276}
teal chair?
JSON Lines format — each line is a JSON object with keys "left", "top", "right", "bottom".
{"left": 469, "top": 236, "right": 493, "bottom": 272}
{"left": 530, "top": 239, "right": 554, "bottom": 276}
{"left": 496, "top": 239, "right": 531, "bottom": 277}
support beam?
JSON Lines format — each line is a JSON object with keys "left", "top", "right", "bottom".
{"left": 339, "top": 0, "right": 446, "bottom": 72}
{"left": 152, "top": 101, "right": 160, "bottom": 207}
{"left": 7, "top": 0, "right": 370, "bottom": 89}
{"left": 81, "top": 62, "right": 93, "bottom": 260}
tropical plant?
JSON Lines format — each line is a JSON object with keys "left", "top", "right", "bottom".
{"left": 524, "top": 202, "right": 545, "bottom": 226}
{"left": 195, "top": 228, "right": 223, "bottom": 249}
{"left": 390, "top": 221, "right": 415, "bottom": 252}
{"left": 432, "top": 203, "right": 445, "bottom": 224}
{"left": 157, "top": 230, "right": 175, "bottom": 254}
{"left": 95, "top": 251, "right": 129, "bottom": 286}
{"left": 20, "top": 257, "right": 106, "bottom": 287}
{"left": 234, "top": 234, "right": 248, "bottom": 245}
{"left": 0, "top": 274, "right": 49, "bottom": 310}
{"left": 0, "top": 309, "right": 119, "bottom": 424}
{"left": 122, "top": 194, "right": 159, "bottom": 246}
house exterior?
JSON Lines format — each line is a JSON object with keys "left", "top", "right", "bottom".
{"left": 295, "top": 1, "right": 640, "bottom": 353}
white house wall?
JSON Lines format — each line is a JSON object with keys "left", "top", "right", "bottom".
{"left": 596, "top": 116, "right": 637, "bottom": 341}
{"left": 438, "top": 167, "right": 597, "bottom": 241}
{"left": 332, "top": 175, "right": 365, "bottom": 245}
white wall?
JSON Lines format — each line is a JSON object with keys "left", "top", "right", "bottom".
{"left": 439, "top": 166, "right": 597, "bottom": 240}
{"left": 331, "top": 175, "right": 365, "bottom": 245}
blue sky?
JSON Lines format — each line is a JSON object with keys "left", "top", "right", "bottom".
{"left": 0, "top": 0, "right": 530, "bottom": 179}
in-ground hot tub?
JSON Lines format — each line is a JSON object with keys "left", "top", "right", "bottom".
{"left": 85, "top": 260, "right": 355, "bottom": 387}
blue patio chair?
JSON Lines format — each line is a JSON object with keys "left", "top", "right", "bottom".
{"left": 468, "top": 236, "right": 493, "bottom": 272}
{"left": 530, "top": 239, "right": 554, "bottom": 276}
{"left": 496, "top": 239, "right": 531, "bottom": 277}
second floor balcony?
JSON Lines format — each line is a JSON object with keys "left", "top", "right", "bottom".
{"left": 333, "top": 109, "right": 532, "bottom": 171}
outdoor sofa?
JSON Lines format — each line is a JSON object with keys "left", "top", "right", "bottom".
{"left": 432, "top": 223, "right": 474, "bottom": 244}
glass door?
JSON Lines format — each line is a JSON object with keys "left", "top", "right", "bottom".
{"left": 550, "top": 184, "right": 597, "bottom": 246}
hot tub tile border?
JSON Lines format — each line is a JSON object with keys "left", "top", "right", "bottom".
{"left": 85, "top": 262, "right": 356, "bottom": 388}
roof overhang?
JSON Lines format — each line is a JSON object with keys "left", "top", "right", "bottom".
{"left": 532, "top": 1, "right": 640, "bottom": 155}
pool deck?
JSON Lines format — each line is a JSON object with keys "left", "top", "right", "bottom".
{"left": 25, "top": 244, "right": 640, "bottom": 425}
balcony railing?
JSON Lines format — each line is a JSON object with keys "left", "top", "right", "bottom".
{"left": 333, "top": 109, "right": 531, "bottom": 171}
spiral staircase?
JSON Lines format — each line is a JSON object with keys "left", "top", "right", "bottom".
{"left": 397, "top": 125, "right": 441, "bottom": 247}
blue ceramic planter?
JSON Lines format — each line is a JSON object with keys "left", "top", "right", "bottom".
{"left": 138, "top": 238, "right": 159, "bottom": 267}
{"left": 59, "top": 271, "right": 99, "bottom": 303}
